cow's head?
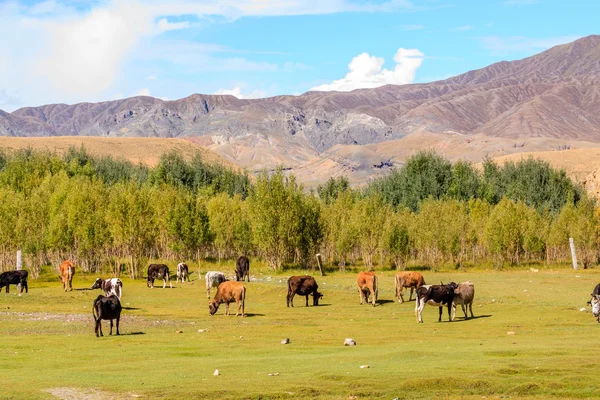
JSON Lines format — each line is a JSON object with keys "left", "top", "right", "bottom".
{"left": 209, "top": 300, "right": 219, "bottom": 315}
{"left": 591, "top": 295, "right": 600, "bottom": 317}
{"left": 313, "top": 291, "right": 323, "bottom": 306}
{"left": 91, "top": 278, "right": 103, "bottom": 290}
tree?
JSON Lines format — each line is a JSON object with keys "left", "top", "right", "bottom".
{"left": 353, "top": 193, "right": 389, "bottom": 269}
{"left": 383, "top": 208, "right": 412, "bottom": 270}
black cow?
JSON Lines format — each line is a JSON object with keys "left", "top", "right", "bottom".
{"left": 236, "top": 256, "right": 250, "bottom": 282}
{"left": 146, "top": 264, "right": 172, "bottom": 288}
{"left": 93, "top": 294, "right": 122, "bottom": 337}
{"left": 287, "top": 275, "right": 323, "bottom": 307}
{"left": 0, "top": 270, "right": 28, "bottom": 293}
{"left": 415, "top": 282, "right": 458, "bottom": 323}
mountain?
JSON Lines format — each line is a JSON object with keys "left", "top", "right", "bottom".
{"left": 2, "top": 35, "right": 600, "bottom": 185}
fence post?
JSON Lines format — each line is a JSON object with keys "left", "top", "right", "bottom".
{"left": 16, "top": 250, "right": 22, "bottom": 270}
{"left": 569, "top": 238, "right": 578, "bottom": 270}
{"left": 316, "top": 254, "right": 325, "bottom": 276}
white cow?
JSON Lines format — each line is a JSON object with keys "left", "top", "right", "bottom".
{"left": 177, "top": 262, "right": 189, "bottom": 284}
{"left": 91, "top": 278, "right": 123, "bottom": 300}
{"left": 205, "top": 271, "right": 227, "bottom": 299}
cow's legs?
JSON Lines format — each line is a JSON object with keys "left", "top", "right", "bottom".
{"left": 409, "top": 287, "right": 414, "bottom": 301}
{"left": 162, "top": 278, "right": 166, "bottom": 289}
{"left": 416, "top": 300, "right": 425, "bottom": 323}
{"left": 5, "top": 285, "right": 9, "bottom": 293}
{"left": 287, "top": 292, "right": 294, "bottom": 307}
{"left": 207, "top": 287, "right": 211, "bottom": 299}
{"left": 468, "top": 303, "right": 474, "bottom": 318}
{"left": 370, "top": 289, "right": 376, "bottom": 306}
{"left": 97, "top": 319, "right": 104, "bottom": 337}
{"left": 116, "top": 316, "right": 120, "bottom": 335}
{"left": 438, "top": 306, "right": 443, "bottom": 322}
{"left": 225, "top": 302, "right": 230, "bottom": 316}
{"left": 358, "top": 286, "right": 364, "bottom": 305}
{"left": 452, "top": 303, "right": 457, "bottom": 321}
{"left": 110, "top": 319, "right": 114, "bottom": 335}
{"left": 447, "top": 304, "right": 454, "bottom": 322}
{"left": 305, "top": 295, "right": 309, "bottom": 307}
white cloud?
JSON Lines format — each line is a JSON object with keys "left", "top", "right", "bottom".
{"left": 135, "top": 88, "right": 151, "bottom": 96}
{"left": 480, "top": 35, "right": 581, "bottom": 53}
{"left": 157, "top": 18, "right": 190, "bottom": 32}
{"left": 310, "top": 48, "right": 424, "bottom": 92}
{"left": 0, "top": 0, "right": 417, "bottom": 111}
{"left": 213, "top": 86, "right": 266, "bottom": 99}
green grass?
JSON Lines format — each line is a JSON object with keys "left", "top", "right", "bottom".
{"left": 1, "top": 264, "right": 600, "bottom": 399}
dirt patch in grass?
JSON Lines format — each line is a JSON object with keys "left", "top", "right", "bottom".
{"left": 46, "top": 387, "right": 141, "bottom": 400}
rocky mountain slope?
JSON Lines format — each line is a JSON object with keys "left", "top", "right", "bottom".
{"left": 2, "top": 35, "right": 600, "bottom": 185}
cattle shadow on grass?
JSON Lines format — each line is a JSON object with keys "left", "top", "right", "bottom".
{"left": 120, "top": 332, "right": 145, "bottom": 336}
{"left": 241, "top": 313, "right": 265, "bottom": 317}
{"left": 74, "top": 288, "right": 92, "bottom": 291}
{"left": 451, "top": 314, "right": 492, "bottom": 322}
{"left": 376, "top": 299, "right": 395, "bottom": 305}
{"left": 122, "top": 307, "right": 140, "bottom": 310}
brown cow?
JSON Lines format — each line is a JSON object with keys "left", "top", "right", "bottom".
{"left": 59, "top": 260, "right": 75, "bottom": 292}
{"left": 287, "top": 275, "right": 323, "bottom": 307}
{"left": 357, "top": 271, "right": 378, "bottom": 306}
{"left": 395, "top": 271, "right": 426, "bottom": 303}
{"left": 209, "top": 281, "right": 246, "bottom": 317}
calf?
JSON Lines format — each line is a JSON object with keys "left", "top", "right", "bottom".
{"left": 176, "top": 262, "right": 189, "bottom": 283}
{"left": 415, "top": 282, "right": 458, "bottom": 323}
{"left": 146, "top": 264, "right": 172, "bottom": 288}
{"left": 357, "top": 271, "right": 378, "bottom": 306}
{"left": 93, "top": 295, "right": 122, "bottom": 337}
{"left": 91, "top": 278, "right": 123, "bottom": 300}
{"left": 287, "top": 275, "right": 323, "bottom": 307}
{"left": 589, "top": 283, "right": 600, "bottom": 323}
{"left": 452, "top": 281, "right": 475, "bottom": 320}
{"left": 0, "top": 270, "right": 28, "bottom": 293}
{"left": 205, "top": 271, "right": 227, "bottom": 299}
{"left": 236, "top": 256, "right": 250, "bottom": 282}
{"left": 59, "top": 260, "right": 75, "bottom": 292}
{"left": 395, "top": 271, "right": 426, "bottom": 303}
{"left": 209, "top": 281, "right": 246, "bottom": 317}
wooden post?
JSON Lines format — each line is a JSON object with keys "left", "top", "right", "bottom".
{"left": 316, "top": 254, "right": 325, "bottom": 276}
{"left": 569, "top": 238, "right": 578, "bottom": 270}
{"left": 16, "top": 250, "right": 22, "bottom": 270}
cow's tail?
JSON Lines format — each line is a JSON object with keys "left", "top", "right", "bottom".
{"left": 92, "top": 295, "right": 101, "bottom": 320}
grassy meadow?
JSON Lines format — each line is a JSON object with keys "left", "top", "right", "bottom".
{"left": 1, "top": 263, "right": 600, "bottom": 399}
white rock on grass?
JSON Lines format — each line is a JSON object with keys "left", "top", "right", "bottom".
{"left": 281, "top": 338, "right": 290, "bottom": 344}
{"left": 344, "top": 338, "right": 356, "bottom": 346}
{"left": 214, "top": 369, "right": 220, "bottom": 376}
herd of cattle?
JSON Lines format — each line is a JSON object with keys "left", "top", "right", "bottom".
{"left": 2, "top": 256, "right": 600, "bottom": 337}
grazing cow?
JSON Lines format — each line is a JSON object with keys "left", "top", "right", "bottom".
{"left": 146, "top": 264, "right": 172, "bottom": 288}
{"left": 91, "top": 278, "right": 123, "bottom": 300}
{"left": 59, "top": 260, "right": 75, "bottom": 292}
{"left": 236, "top": 256, "right": 250, "bottom": 282}
{"left": 209, "top": 281, "right": 246, "bottom": 317}
{"left": 415, "top": 282, "right": 458, "bottom": 323}
{"left": 588, "top": 283, "right": 600, "bottom": 323}
{"left": 0, "top": 270, "right": 28, "bottom": 293}
{"left": 93, "top": 294, "right": 122, "bottom": 337}
{"left": 287, "top": 275, "right": 323, "bottom": 307}
{"left": 395, "top": 271, "right": 426, "bottom": 303}
{"left": 357, "top": 271, "right": 378, "bottom": 306}
{"left": 452, "top": 281, "right": 475, "bottom": 320}
{"left": 176, "top": 262, "right": 189, "bottom": 283}
{"left": 205, "top": 271, "right": 227, "bottom": 299}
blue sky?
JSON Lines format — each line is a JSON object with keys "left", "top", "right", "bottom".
{"left": 0, "top": 0, "right": 597, "bottom": 111}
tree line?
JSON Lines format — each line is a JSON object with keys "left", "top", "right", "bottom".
{"left": 0, "top": 147, "right": 595, "bottom": 278}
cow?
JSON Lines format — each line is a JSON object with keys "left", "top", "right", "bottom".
{"left": 0, "top": 270, "right": 28, "bottom": 294}
{"left": 395, "top": 271, "right": 426, "bottom": 303}
{"left": 287, "top": 275, "right": 323, "bottom": 307}
{"left": 357, "top": 271, "right": 378, "bottom": 306}
{"left": 236, "top": 256, "right": 250, "bottom": 282}
{"left": 91, "top": 278, "right": 123, "bottom": 300}
{"left": 176, "top": 262, "right": 189, "bottom": 283}
{"left": 415, "top": 282, "right": 458, "bottom": 323}
{"left": 588, "top": 283, "right": 600, "bottom": 323}
{"left": 93, "top": 294, "right": 122, "bottom": 337}
{"left": 205, "top": 271, "right": 227, "bottom": 299}
{"left": 146, "top": 264, "right": 172, "bottom": 288}
{"left": 209, "top": 281, "right": 246, "bottom": 317}
{"left": 59, "top": 260, "right": 75, "bottom": 292}
{"left": 452, "top": 281, "right": 475, "bottom": 320}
